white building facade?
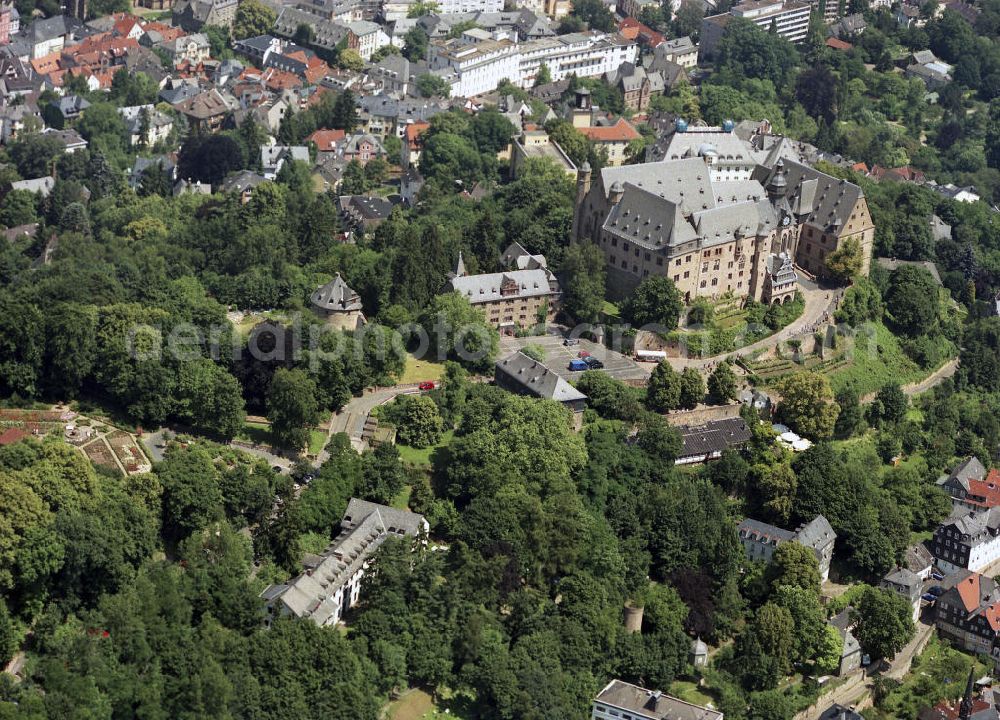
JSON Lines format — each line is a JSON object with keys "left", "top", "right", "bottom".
{"left": 517, "top": 31, "right": 637, "bottom": 87}
{"left": 429, "top": 37, "right": 520, "bottom": 97}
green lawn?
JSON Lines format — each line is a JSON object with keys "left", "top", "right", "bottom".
{"left": 308, "top": 429, "right": 327, "bottom": 455}
{"left": 828, "top": 321, "right": 925, "bottom": 396}
{"left": 669, "top": 681, "right": 713, "bottom": 707}
{"left": 868, "top": 635, "right": 991, "bottom": 720}
{"left": 391, "top": 484, "right": 412, "bottom": 510}
{"left": 386, "top": 688, "right": 477, "bottom": 720}
{"left": 400, "top": 353, "right": 446, "bottom": 385}
{"left": 238, "top": 421, "right": 272, "bottom": 446}
{"left": 395, "top": 430, "right": 454, "bottom": 468}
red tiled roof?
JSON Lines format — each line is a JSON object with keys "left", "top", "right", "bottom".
{"left": 961, "top": 470, "right": 1000, "bottom": 509}
{"left": 404, "top": 120, "right": 430, "bottom": 144}
{"left": 306, "top": 128, "right": 345, "bottom": 151}
{"left": 956, "top": 572, "right": 982, "bottom": 612}
{"left": 826, "top": 37, "right": 853, "bottom": 50}
{"left": 851, "top": 161, "right": 868, "bottom": 173}
{"left": 0, "top": 428, "right": 28, "bottom": 446}
{"left": 923, "top": 698, "right": 993, "bottom": 719}
{"left": 983, "top": 600, "right": 1000, "bottom": 632}
{"left": 579, "top": 117, "right": 641, "bottom": 142}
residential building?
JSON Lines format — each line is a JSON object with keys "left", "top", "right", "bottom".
{"left": 342, "top": 133, "right": 386, "bottom": 165}
{"left": 261, "top": 145, "right": 310, "bottom": 179}
{"left": 828, "top": 609, "right": 863, "bottom": 675}
{"left": 907, "top": 542, "right": 935, "bottom": 580}
{"left": 52, "top": 94, "right": 90, "bottom": 122}
{"left": 443, "top": 249, "right": 561, "bottom": 333}
{"left": 171, "top": 87, "right": 235, "bottom": 131}
{"left": 931, "top": 508, "right": 1000, "bottom": 574}
{"left": 0, "top": 4, "right": 13, "bottom": 45}
{"left": 163, "top": 32, "right": 210, "bottom": 63}
{"left": 369, "top": 53, "right": 410, "bottom": 95}
{"left": 219, "top": 169, "right": 268, "bottom": 203}
{"left": 573, "top": 136, "right": 875, "bottom": 303}
{"left": 700, "top": 0, "right": 811, "bottom": 60}
{"left": 495, "top": 351, "right": 587, "bottom": 428}
{"left": 610, "top": 63, "right": 665, "bottom": 112}
{"left": 617, "top": 17, "right": 666, "bottom": 49}
{"left": 337, "top": 194, "right": 398, "bottom": 235}
{"left": 934, "top": 570, "right": 1000, "bottom": 661}
{"left": 906, "top": 59, "right": 953, "bottom": 89}
{"left": 939, "top": 457, "right": 996, "bottom": 511}
{"left": 310, "top": 273, "right": 366, "bottom": 330}
{"left": 517, "top": 31, "right": 638, "bottom": 88}
{"left": 618, "top": 0, "right": 659, "bottom": 19}
{"left": 42, "top": 127, "right": 87, "bottom": 153}
{"left": 347, "top": 20, "right": 389, "bottom": 59}
{"left": 306, "top": 128, "right": 347, "bottom": 155}
{"left": 129, "top": 155, "right": 176, "bottom": 190}
{"left": 652, "top": 35, "right": 698, "bottom": 68}
{"left": 592, "top": 680, "right": 724, "bottom": 720}
{"left": 400, "top": 165, "right": 424, "bottom": 203}
{"left": 260, "top": 499, "right": 427, "bottom": 627}
{"left": 579, "top": 117, "right": 641, "bottom": 166}
{"left": 830, "top": 12, "right": 866, "bottom": 36}
{"left": 510, "top": 127, "right": 576, "bottom": 178}
{"left": 428, "top": 36, "right": 520, "bottom": 97}
{"left": 273, "top": 8, "right": 352, "bottom": 51}
{"left": 9, "top": 176, "right": 55, "bottom": 197}
{"left": 24, "top": 15, "right": 85, "bottom": 59}
{"left": 738, "top": 514, "right": 836, "bottom": 580}
{"left": 172, "top": 0, "right": 237, "bottom": 31}
{"left": 402, "top": 120, "right": 429, "bottom": 167}
{"left": 675, "top": 417, "right": 751, "bottom": 465}
{"left": 118, "top": 104, "right": 173, "bottom": 146}
{"left": 880, "top": 567, "right": 923, "bottom": 622}
{"left": 919, "top": 673, "right": 1000, "bottom": 720}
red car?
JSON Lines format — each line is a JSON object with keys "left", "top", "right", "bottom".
{"left": 418, "top": 381, "right": 436, "bottom": 391}
{"left": 578, "top": 350, "right": 591, "bottom": 358}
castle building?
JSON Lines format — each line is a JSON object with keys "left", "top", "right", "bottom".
{"left": 443, "top": 244, "right": 561, "bottom": 333}
{"left": 310, "top": 273, "right": 366, "bottom": 331}
{"left": 572, "top": 123, "right": 874, "bottom": 303}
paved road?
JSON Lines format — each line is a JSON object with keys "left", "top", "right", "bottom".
{"left": 795, "top": 620, "right": 935, "bottom": 720}
{"left": 325, "top": 386, "right": 419, "bottom": 456}
{"left": 140, "top": 427, "right": 293, "bottom": 471}
{"left": 666, "top": 281, "right": 836, "bottom": 370}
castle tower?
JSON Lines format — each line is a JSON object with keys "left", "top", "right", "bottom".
{"left": 571, "top": 161, "right": 591, "bottom": 242}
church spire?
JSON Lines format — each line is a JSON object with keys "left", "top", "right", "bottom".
{"left": 960, "top": 666, "right": 976, "bottom": 720}
{"left": 455, "top": 251, "right": 467, "bottom": 277}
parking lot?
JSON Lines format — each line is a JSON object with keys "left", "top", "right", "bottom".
{"left": 498, "top": 332, "right": 651, "bottom": 383}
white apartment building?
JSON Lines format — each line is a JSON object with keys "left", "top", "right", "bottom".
{"left": 661, "top": 125, "right": 757, "bottom": 182}
{"left": 429, "top": 37, "right": 520, "bottom": 96}
{"left": 347, "top": 20, "right": 390, "bottom": 59}
{"left": 700, "top": 0, "right": 810, "bottom": 58}
{"left": 518, "top": 31, "right": 637, "bottom": 87}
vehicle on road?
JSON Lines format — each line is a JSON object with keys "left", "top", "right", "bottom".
{"left": 584, "top": 356, "right": 604, "bottom": 369}
{"left": 418, "top": 381, "right": 436, "bottom": 391}
{"left": 922, "top": 593, "right": 938, "bottom": 603}
{"left": 563, "top": 338, "right": 580, "bottom": 346}
{"left": 928, "top": 585, "right": 945, "bottom": 596}
{"left": 931, "top": 571, "right": 945, "bottom": 581}
{"left": 636, "top": 349, "right": 668, "bottom": 362}
{"left": 568, "top": 358, "right": 589, "bottom": 371}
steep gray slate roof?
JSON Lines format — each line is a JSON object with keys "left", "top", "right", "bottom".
{"left": 738, "top": 517, "right": 796, "bottom": 544}
{"left": 938, "top": 456, "right": 988, "bottom": 492}
{"left": 600, "top": 156, "right": 716, "bottom": 208}
{"left": 311, "top": 273, "right": 363, "bottom": 311}
{"left": 447, "top": 268, "right": 558, "bottom": 304}
{"left": 495, "top": 351, "right": 587, "bottom": 404}
{"left": 678, "top": 418, "right": 751, "bottom": 459}
{"left": 767, "top": 160, "right": 865, "bottom": 231}
{"left": 795, "top": 515, "right": 835, "bottom": 550}
{"left": 595, "top": 680, "right": 723, "bottom": 720}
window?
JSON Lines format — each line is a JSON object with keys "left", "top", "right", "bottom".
{"left": 702, "top": 262, "right": 709, "bottom": 272}
{"left": 675, "top": 258, "right": 681, "bottom": 266}
{"left": 684, "top": 270, "right": 690, "bottom": 278}
{"left": 711, "top": 278, "right": 718, "bottom": 286}
{"left": 644, "top": 252, "right": 651, "bottom": 261}
{"left": 700, "top": 280, "right": 706, "bottom": 288}
{"left": 674, "top": 274, "right": 680, "bottom": 281}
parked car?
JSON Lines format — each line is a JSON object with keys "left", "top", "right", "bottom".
{"left": 931, "top": 571, "right": 945, "bottom": 581}
{"left": 928, "top": 585, "right": 945, "bottom": 596}
{"left": 922, "top": 593, "right": 938, "bottom": 603}
{"left": 578, "top": 350, "right": 591, "bottom": 358}
{"left": 418, "top": 381, "right": 435, "bottom": 391}
{"left": 568, "top": 359, "right": 589, "bottom": 371}
{"left": 584, "top": 356, "right": 604, "bottom": 369}
{"left": 563, "top": 338, "right": 580, "bottom": 346}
